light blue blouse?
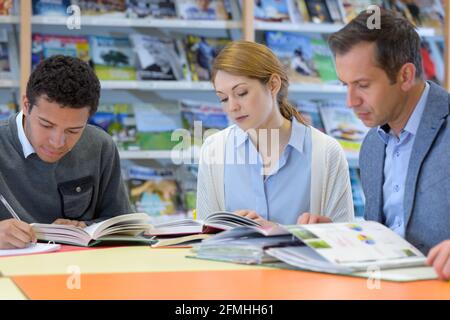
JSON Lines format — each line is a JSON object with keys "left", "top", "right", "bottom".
{"left": 224, "top": 118, "right": 312, "bottom": 225}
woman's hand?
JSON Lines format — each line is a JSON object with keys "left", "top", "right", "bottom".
{"left": 297, "top": 212, "right": 332, "bottom": 224}
{"left": 233, "top": 210, "right": 277, "bottom": 228}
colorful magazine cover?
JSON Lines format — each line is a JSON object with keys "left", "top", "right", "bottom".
{"left": 184, "top": 35, "right": 229, "bottom": 81}
{"left": 295, "top": 100, "right": 325, "bottom": 132}
{"left": 130, "top": 34, "right": 185, "bottom": 80}
{"left": 128, "top": 165, "right": 180, "bottom": 217}
{"left": 71, "top": 0, "right": 127, "bottom": 17}
{"left": 420, "top": 40, "right": 439, "bottom": 85}
{"left": 265, "top": 31, "right": 322, "bottom": 83}
{"left": 31, "top": 34, "right": 90, "bottom": 69}
{"left": 32, "top": 0, "right": 71, "bottom": 16}
{"left": 180, "top": 100, "right": 229, "bottom": 145}
{"left": 341, "top": 0, "right": 375, "bottom": 22}
{"left": 349, "top": 168, "right": 365, "bottom": 217}
{"left": 88, "top": 103, "right": 139, "bottom": 151}
{"left": 126, "top": 0, "right": 177, "bottom": 18}
{"left": 133, "top": 102, "right": 182, "bottom": 150}
{"left": 0, "top": 30, "right": 10, "bottom": 74}
{"left": 90, "top": 35, "right": 136, "bottom": 80}
{"left": 324, "top": 0, "right": 345, "bottom": 23}
{"left": 0, "top": 103, "right": 16, "bottom": 121}
{"left": 319, "top": 101, "right": 368, "bottom": 158}
{"left": 309, "top": 36, "right": 338, "bottom": 83}
{"left": 414, "top": 0, "right": 445, "bottom": 35}
{"left": 304, "top": 0, "right": 333, "bottom": 23}
{"left": 251, "top": 0, "right": 290, "bottom": 22}
{"left": 177, "top": 0, "right": 231, "bottom": 20}
{"left": 0, "top": 0, "right": 14, "bottom": 15}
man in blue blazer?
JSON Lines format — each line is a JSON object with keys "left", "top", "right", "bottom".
{"left": 329, "top": 9, "right": 450, "bottom": 280}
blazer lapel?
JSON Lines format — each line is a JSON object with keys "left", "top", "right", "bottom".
{"left": 404, "top": 82, "right": 449, "bottom": 228}
{"left": 362, "top": 131, "right": 386, "bottom": 223}
{"left": 370, "top": 137, "right": 386, "bottom": 223}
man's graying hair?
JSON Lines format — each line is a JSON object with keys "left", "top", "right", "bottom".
{"left": 328, "top": 9, "right": 423, "bottom": 83}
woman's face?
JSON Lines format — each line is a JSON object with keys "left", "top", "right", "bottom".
{"left": 214, "top": 70, "right": 277, "bottom": 131}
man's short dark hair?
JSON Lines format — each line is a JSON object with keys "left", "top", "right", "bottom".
{"left": 328, "top": 9, "right": 423, "bottom": 83}
{"left": 26, "top": 55, "right": 101, "bottom": 115}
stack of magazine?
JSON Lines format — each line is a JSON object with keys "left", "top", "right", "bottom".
{"left": 190, "top": 221, "right": 438, "bottom": 281}
{"left": 192, "top": 225, "right": 297, "bottom": 264}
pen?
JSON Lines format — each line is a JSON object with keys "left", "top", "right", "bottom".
{"left": 0, "top": 194, "right": 22, "bottom": 221}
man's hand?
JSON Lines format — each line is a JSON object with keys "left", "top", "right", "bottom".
{"left": 233, "top": 210, "right": 277, "bottom": 228}
{"left": 426, "top": 240, "right": 450, "bottom": 281}
{"left": 53, "top": 219, "right": 86, "bottom": 228}
{"left": 297, "top": 212, "right": 332, "bottom": 224}
{"left": 0, "top": 219, "right": 37, "bottom": 249}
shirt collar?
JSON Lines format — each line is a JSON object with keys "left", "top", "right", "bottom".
{"left": 16, "top": 111, "right": 36, "bottom": 158}
{"left": 403, "top": 81, "right": 430, "bottom": 135}
{"left": 232, "top": 117, "right": 306, "bottom": 154}
{"left": 377, "top": 82, "right": 430, "bottom": 144}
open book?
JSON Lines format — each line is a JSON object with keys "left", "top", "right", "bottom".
{"left": 31, "top": 213, "right": 153, "bottom": 247}
{"left": 265, "top": 221, "right": 438, "bottom": 281}
{"left": 146, "top": 211, "right": 263, "bottom": 236}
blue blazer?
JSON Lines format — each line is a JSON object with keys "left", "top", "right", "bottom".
{"left": 360, "top": 81, "right": 450, "bottom": 254}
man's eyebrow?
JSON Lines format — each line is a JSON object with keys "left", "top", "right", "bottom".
{"left": 38, "top": 117, "right": 84, "bottom": 130}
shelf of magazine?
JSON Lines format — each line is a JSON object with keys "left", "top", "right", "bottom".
{"left": 100, "top": 81, "right": 349, "bottom": 93}
{"left": 118, "top": 149, "right": 359, "bottom": 168}
{"left": 100, "top": 80, "right": 213, "bottom": 91}
{"left": 119, "top": 149, "right": 199, "bottom": 162}
{"left": 289, "top": 83, "right": 346, "bottom": 94}
{"left": 0, "top": 79, "right": 19, "bottom": 88}
{"left": 0, "top": 16, "right": 19, "bottom": 24}
{"left": 29, "top": 15, "right": 437, "bottom": 37}
{"left": 31, "top": 16, "right": 242, "bottom": 29}
{"left": 254, "top": 21, "right": 436, "bottom": 37}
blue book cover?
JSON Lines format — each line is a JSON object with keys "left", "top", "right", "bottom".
{"left": 32, "top": 0, "right": 71, "bottom": 16}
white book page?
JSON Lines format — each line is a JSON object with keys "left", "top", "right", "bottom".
{"left": 0, "top": 243, "right": 61, "bottom": 257}
{"left": 83, "top": 213, "right": 149, "bottom": 239}
{"left": 287, "top": 221, "right": 424, "bottom": 265}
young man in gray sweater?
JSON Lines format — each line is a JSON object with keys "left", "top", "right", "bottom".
{"left": 0, "top": 55, "right": 132, "bottom": 249}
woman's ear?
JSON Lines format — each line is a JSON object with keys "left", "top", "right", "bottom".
{"left": 268, "top": 74, "right": 282, "bottom": 96}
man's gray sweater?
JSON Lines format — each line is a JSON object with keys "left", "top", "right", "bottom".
{"left": 0, "top": 114, "right": 132, "bottom": 223}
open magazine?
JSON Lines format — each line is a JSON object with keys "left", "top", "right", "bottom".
{"left": 31, "top": 213, "right": 152, "bottom": 247}
{"left": 265, "top": 221, "right": 437, "bottom": 281}
{"left": 146, "top": 211, "right": 263, "bottom": 236}
{"left": 191, "top": 224, "right": 294, "bottom": 264}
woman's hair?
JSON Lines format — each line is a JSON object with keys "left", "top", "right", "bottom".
{"left": 212, "top": 40, "right": 306, "bottom": 124}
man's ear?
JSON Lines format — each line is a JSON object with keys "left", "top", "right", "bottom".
{"left": 22, "top": 95, "right": 30, "bottom": 115}
{"left": 398, "top": 63, "right": 417, "bottom": 91}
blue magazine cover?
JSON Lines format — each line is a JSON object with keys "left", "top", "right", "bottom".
{"left": 253, "top": 0, "right": 290, "bottom": 21}
{"left": 265, "top": 31, "right": 321, "bottom": 83}
{"left": 32, "top": 0, "right": 71, "bottom": 16}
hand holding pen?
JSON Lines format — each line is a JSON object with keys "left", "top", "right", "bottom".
{"left": 0, "top": 194, "right": 36, "bottom": 249}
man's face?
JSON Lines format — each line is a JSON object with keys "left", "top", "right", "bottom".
{"left": 335, "top": 42, "right": 406, "bottom": 128}
{"left": 22, "top": 95, "right": 90, "bottom": 163}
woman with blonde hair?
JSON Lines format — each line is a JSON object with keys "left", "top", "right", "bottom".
{"left": 196, "top": 40, "right": 354, "bottom": 225}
